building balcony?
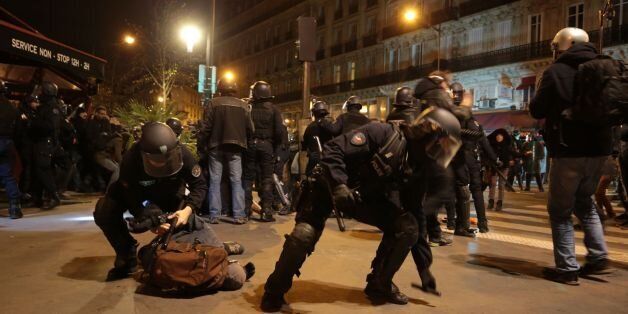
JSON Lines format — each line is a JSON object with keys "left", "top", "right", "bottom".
{"left": 366, "top": 0, "right": 378, "bottom": 9}
{"left": 344, "top": 40, "right": 357, "bottom": 52}
{"left": 285, "top": 31, "right": 295, "bottom": 41}
{"left": 362, "top": 34, "right": 377, "bottom": 47}
{"left": 317, "top": 17, "right": 325, "bottom": 27}
{"left": 273, "top": 37, "right": 281, "bottom": 45}
{"left": 316, "top": 49, "right": 325, "bottom": 60}
{"left": 330, "top": 44, "right": 343, "bottom": 56}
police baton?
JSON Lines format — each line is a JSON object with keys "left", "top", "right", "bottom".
{"left": 489, "top": 163, "right": 516, "bottom": 193}
{"left": 314, "top": 136, "right": 346, "bottom": 232}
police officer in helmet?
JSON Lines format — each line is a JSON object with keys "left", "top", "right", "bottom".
{"left": 166, "top": 117, "right": 183, "bottom": 138}
{"left": 302, "top": 100, "right": 334, "bottom": 174}
{"left": 261, "top": 107, "right": 461, "bottom": 311}
{"left": 93, "top": 122, "right": 207, "bottom": 280}
{"left": 244, "top": 81, "right": 284, "bottom": 222}
{"left": 322, "top": 95, "right": 371, "bottom": 136}
{"left": 30, "top": 81, "right": 65, "bottom": 209}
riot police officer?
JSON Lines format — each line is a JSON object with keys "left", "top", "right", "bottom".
{"left": 322, "top": 95, "right": 371, "bottom": 136}
{"left": 261, "top": 108, "right": 461, "bottom": 312}
{"left": 244, "top": 81, "right": 284, "bottom": 222}
{"left": 93, "top": 122, "right": 207, "bottom": 280}
{"left": 0, "top": 80, "right": 23, "bottom": 219}
{"left": 302, "top": 100, "right": 334, "bottom": 174}
{"left": 450, "top": 82, "right": 498, "bottom": 233}
{"left": 29, "top": 81, "right": 64, "bottom": 209}
{"left": 166, "top": 117, "right": 183, "bottom": 138}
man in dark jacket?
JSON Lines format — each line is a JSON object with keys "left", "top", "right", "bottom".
{"left": 302, "top": 100, "right": 334, "bottom": 174}
{"left": 322, "top": 95, "right": 370, "bottom": 136}
{"left": 86, "top": 106, "right": 119, "bottom": 188}
{"left": 529, "top": 28, "right": 610, "bottom": 285}
{"left": 198, "top": 79, "right": 253, "bottom": 224}
{"left": 0, "top": 80, "right": 23, "bottom": 218}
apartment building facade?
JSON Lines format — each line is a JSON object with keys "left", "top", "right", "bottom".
{"left": 215, "top": 0, "right": 628, "bottom": 130}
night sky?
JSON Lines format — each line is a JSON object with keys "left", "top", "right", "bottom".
{"left": 0, "top": 0, "right": 221, "bottom": 62}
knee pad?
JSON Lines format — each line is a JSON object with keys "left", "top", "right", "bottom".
{"left": 289, "top": 223, "right": 319, "bottom": 248}
{"left": 393, "top": 212, "right": 419, "bottom": 247}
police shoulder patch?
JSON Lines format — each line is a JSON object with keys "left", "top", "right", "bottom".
{"left": 191, "top": 164, "right": 202, "bottom": 177}
{"left": 350, "top": 132, "right": 367, "bottom": 146}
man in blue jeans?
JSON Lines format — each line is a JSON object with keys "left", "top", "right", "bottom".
{"left": 198, "top": 78, "right": 253, "bottom": 224}
{"left": 530, "top": 28, "right": 610, "bottom": 285}
{"left": 0, "top": 80, "right": 22, "bottom": 219}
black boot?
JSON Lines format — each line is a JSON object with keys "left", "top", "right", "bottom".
{"left": 487, "top": 199, "right": 494, "bottom": 210}
{"left": 106, "top": 242, "right": 139, "bottom": 281}
{"left": 260, "top": 207, "right": 276, "bottom": 222}
{"left": 495, "top": 200, "right": 503, "bottom": 212}
{"left": 9, "top": 199, "right": 23, "bottom": 219}
{"left": 478, "top": 220, "right": 489, "bottom": 233}
{"left": 261, "top": 293, "right": 286, "bottom": 312}
{"left": 364, "top": 277, "right": 409, "bottom": 305}
{"left": 42, "top": 193, "right": 61, "bottom": 210}
{"left": 454, "top": 228, "right": 476, "bottom": 238}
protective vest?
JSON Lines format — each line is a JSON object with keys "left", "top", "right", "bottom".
{"left": 251, "top": 101, "right": 274, "bottom": 140}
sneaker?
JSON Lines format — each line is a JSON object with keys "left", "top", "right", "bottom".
{"left": 478, "top": 222, "right": 489, "bottom": 233}
{"left": 209, "top": 217, "right": 220, "bottom": 224}
{"left": 580, "top": 259, "right": 610, "bottom": 276}
{"left": 454, "top": 229, "right": 476, "bottom": 238}
{"left": 429, "top": 237, "right": 453, "bottom": 247}
{"left": 543, "top": 267, "right": 579, "bottom": 286}
{"left": 233, "top": 217, "right": 247, "bottom": 225}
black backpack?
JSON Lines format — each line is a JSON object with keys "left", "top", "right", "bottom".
{"left": 571, "top": 55, "right": 628, "bottom": 126}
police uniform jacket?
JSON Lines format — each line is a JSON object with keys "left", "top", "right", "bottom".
{"left": 107, "top": 143, "right": 207, "bottom": 214}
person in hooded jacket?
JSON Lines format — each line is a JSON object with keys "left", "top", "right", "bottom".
{"left": 487, "top": 129, "right": 513, "bottom": 211}
{"left": 529, "top": 27, "right": 611, "bottom": 285}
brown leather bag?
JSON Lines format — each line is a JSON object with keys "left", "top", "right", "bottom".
{"left": 147, "top": 241, "right": 228, "bottom": 291}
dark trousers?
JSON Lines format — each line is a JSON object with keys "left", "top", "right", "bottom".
{"left": 264, "top": 180, "right": 419, "bottom": 296}
{"left": 31, "top": 139, "right": 62, "bottom": 199}
{"left": 508, "top": 162, "right": 524, "bottom": 189}
{"left": 467, "top": 158, "right": 487, "bottom": 225}
{"left": 452, "top": 155, "right": 470, "bottom": 231}
{"left": 93, "top": 196, "right": 139, "bottom": 258}
{"left": 0, "top": 138, "right": 20, "bottom": 200}
{"left": 423, "top": 163, "right": 454, "bottom": 240}
{"left": 244, "top": 139, "right": 274, "bottom": 212}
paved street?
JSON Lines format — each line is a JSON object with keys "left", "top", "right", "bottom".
{"left": 0, "top": 190, "right": 627, "bottom": 313}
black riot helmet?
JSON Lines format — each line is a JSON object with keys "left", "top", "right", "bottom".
{"left": 311, "top": 100, "right": 329, "bottom": 118}
{"left": 139, "top": 122, "right": 183, "bottom": 178}
{"left": 250, "top": 81, "right": 274, "bottom": 102}
{"left": 413, "top": 76, "right": 446, "bottom": 99}
{"left": 217, "top": 79, "right": 237, "bottom": 96}
{"left": 403, "top": 107, "right": 462, "bottom": 168}
{"left": 166, "top": 117, "right": 183, "bottom": 137}
{"left": 450, "top": 82, "right": 464, "bottom": 106}
{"left": 41, "top": 81, "right": 58, "bottom": 97}
{"left": 343, "top": 95, "right": 362, "bottom": 111}
{"left": 394, "top": 87, "right": 414, "bottom": 107}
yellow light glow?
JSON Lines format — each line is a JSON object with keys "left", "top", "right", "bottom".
{"left": 403, "top": 9, "right": 418, "bottom": 22}
{"left": 123, "top": 34, "right": 136, "bottom": 45}
{"left": 157, "top": 96, "right": 165, "bottom": 103}
{"left": 284, "top": 118, "right": 290, "bottom": 124}
{"left": 179, "top": 25, "right": 202, "bottom": 53}
{"left": 224, "top": 71, "right": 235, "bottom": 81}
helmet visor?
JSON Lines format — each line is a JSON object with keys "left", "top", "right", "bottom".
{"left": 141, "top": 145, "right": 183, "bottom": 178}
{"left": 425, "top": 134, "right": 461, "bottom": 168}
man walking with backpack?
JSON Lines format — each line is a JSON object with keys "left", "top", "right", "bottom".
{"left": 530, "top": 28, "right": 613, "bottom": 285}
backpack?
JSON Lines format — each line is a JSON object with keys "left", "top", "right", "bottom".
{"left": 138, "top": 220, "right": 229, "bottom": 292}
{"left": 572, "top": 55, "right": 628, "bottom": 126}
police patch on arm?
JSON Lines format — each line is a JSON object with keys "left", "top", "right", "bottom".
{"left": 191, "top": 164, "right": 202, "bottom": 177}
{"left": 350, "top": 132, "right": 366, "bottom": 146}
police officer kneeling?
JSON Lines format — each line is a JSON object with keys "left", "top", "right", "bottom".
{"left": 94, "top": 122, "right": 208, "bottom": 280}
{"left": 261, "top": 108, "right": 462, "bottom": 311}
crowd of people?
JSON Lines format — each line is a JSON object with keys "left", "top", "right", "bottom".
{"left": 1, "top": 26, "right": 627, "bottom": 307}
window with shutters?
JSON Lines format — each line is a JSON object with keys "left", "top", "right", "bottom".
{"left": 467, "top": 27, "right": 483, "bottom": 54}
{"left": 495, "top": 20, "right": 512, "bottom": 50}
{"left": 612, "top": 0, "right": 628, "bottom": 26}
{"left": 333, "top": 64, "right": 342, "bottom": 83}
{"left": 529, "top": 14, "right": 542, "bottom": 43}
{"left": 411, "top": 43, "right": 422, "bottom": 66}
{"left": 347, "top": 61, "right": 356, "bottom": 81}
{"left": 567, "top": 3, "right": 584, "bottom": 28}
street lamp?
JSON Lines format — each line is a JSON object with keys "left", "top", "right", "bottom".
{"left": 223, "top": 71, "right": 235, "bottom": 81}
{"left": 157, "top": 96, "right": 165, "bottom": 103}
{"left": 180, "top": 25, "right": 202, "bottom": 53}
{"left": 123, "top": 34, "right": 136, "bottom": 45}
{"left": 403, "top": 8, "right": 418, "bottom": 23}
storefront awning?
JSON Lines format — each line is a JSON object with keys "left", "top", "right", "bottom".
{"left": 0, "top": 19, "right": 106, "bottom": 81}
{"left": 475, "top": 110, "right": 540, "bottom": 131}
{"left": 516, "top": 76, "right": 536, "bottom": 90}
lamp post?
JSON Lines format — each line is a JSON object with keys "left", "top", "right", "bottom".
{"left": 180, "top": 25, "right": 202, "bottom": 53}
{"left": 403, "top": 7, "right": 441, "bottom": 71}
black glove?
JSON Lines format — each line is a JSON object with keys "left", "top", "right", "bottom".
{"left": 332, "top": 184, "right": 355, "bottom": 212}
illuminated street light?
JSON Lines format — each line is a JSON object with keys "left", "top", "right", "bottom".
{"left": 157, "top": 96, "right": 165, "bottom": 103}
{"left": 123, "top": 34, "right": 136, "bottom": 45}
{"left": 180, "top": 25, "right": 202, "bottom": 53}
{"left": 403, "top": 8, "right": 418, "bottom": 23}
{"left": 223, "top": 71, "right": 235, "bottom": 81}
